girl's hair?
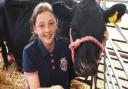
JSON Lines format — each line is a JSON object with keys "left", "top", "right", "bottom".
{"left": 29, "top": 2, "right": 56, "bottom": 41}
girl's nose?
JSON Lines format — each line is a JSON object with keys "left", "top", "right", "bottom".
{"left": 44, "top": 26, "right": 50, "bottom": 32}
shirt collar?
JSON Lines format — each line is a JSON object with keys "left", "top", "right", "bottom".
{"left": 36, "top": 37, "right": 49, "bottom": 57}
{"left": 36, "top": 37, "right": 60, "bottom": 57}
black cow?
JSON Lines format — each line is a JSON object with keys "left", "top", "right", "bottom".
{"left": 0, "top": 0, "right": 35, "bottom": 70}
{"left": 52, "top": 0, "right": 126, "bottom": 88}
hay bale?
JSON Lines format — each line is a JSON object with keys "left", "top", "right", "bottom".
{"left": 0, "top": 70, "right": 27, "bottom": 89}
{"left": 71, "top": 79, "right": 90, "bottom": 89}
{"left": 0, "top": 58, "right": 27, "bottom": 89}
{"left": 0, "top": 69, "right": 27, "bottom": 89}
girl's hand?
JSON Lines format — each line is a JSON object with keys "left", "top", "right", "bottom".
{"left": 51, "top": 85, "right": 64, "bottom": 89}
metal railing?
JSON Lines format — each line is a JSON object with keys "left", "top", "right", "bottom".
{"left": 102, "top": 0, "right": 128, "bottom": 89}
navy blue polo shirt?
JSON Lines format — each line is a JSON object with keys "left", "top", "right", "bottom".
{"left": 23, "top": 37, "right": 75, "bottom": 89}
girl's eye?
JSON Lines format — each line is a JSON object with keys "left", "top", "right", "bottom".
{"left": 49, "top": 22, "right": 55, "bottom": 25}
{"left": 39, "top": 24, "right": 44, "bottom": 28}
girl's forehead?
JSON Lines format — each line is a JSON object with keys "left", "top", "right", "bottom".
{"left": 37, "top": 11, "right": 54, "bottom": 18}
{"left": 35, "top": 12, "right": 56, "bottom": 24}
{"left": 36, "top": 11, "right": 56, "bottom": 21}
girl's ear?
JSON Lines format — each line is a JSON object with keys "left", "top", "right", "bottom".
{"left": 33, "top": 25, "right": 36, "bottom": 33}
{"left": 52, "top": 1, "right": 73, "bottom": 22}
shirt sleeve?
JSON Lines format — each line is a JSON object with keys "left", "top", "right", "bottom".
{"left": 22, "top": 48, "right": 37, "bottom": 73}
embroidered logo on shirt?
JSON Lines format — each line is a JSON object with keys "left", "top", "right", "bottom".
{"left": 60, "top": 57, "right": 68, "bottom": 72}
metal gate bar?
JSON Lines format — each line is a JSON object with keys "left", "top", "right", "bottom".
{"left": 114, "top": 24, "right": 128, "bottom": 44}
{"left": 108, "top": 37, "right": 128, "bottom": 79}
{"left": 105, "top": 47, "right": 123, "bottom": 89}
{"left": 102, "top": 0, "right": 128, "bottom": 89}
{"left": 105, "top": 59, "right": 116, "bottom": 89}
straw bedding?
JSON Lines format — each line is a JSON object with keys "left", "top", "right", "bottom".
{"left": 0, "top": 55, "right": 89, "bottom": 89}
{"left": 0, "top": 57, "right": 27, "bottom": 89}
{"left": 71, "top": 79, "right": 90, "bottom": 89}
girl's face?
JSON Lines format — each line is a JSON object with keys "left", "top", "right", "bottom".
{"left": 34, "top": 11, "right": 57, "bottom": 45}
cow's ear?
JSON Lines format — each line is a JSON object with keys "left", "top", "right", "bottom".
{"left": 52, "top": 1, "right": 73, "bottom": 22}
{"left": 104, "top": 3, "right": 126, "bottom": 24}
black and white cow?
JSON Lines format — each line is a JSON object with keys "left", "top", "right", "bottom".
{"left": 52, "top": 0, "right": 126, "bottom": 87}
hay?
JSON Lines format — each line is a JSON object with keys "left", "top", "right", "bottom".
{"left": 71, "top": 79, "right": 90, "bottom": 89}
{"left": 0, "top": 54, "right": 90, "bottom": 89}
{"left": 0, "top": 58, "right": 27, "bottom": 89}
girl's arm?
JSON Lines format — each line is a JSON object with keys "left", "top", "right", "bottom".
{"left": 25, "top": 73, "right": 40, "bottom": 89}
{"left": 25, "top": 74, "right": 64, "bottom": 89}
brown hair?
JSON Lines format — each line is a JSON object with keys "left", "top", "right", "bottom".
{"left": 29, "top": 2, "right": 56, "bottom": 41}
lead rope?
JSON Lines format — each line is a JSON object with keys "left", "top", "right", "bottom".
{"left": 69, "top": 28, "right": 108, "bottom": 89}
{"left": 69, "top": 28, "right": 75, "bottom": 63}
{"left": 69, "top": 28, "right": 104, "bottom": 63}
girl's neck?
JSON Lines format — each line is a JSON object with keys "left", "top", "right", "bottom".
{"left": 43, "top": 41, "right": 55, "bottom": 53}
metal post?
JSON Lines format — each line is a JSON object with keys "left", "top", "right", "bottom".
{"left": 108, "top": 37, "right": 128, "bottom": 79}
{"left": 114, "top": 24, "right": 128, "bottom": 44}
{"left": 105, "top": 48, "right": 123, "bottom": 89}
{"left": 105, "top": 58, "right": 116, "bottom": 89}
{"left": 105, "top": 73, "right": 110, "bottom": 89}
{"left": 102, "top": 0, "right": 107, "bottom": 10}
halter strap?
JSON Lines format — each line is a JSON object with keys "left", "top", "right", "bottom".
{"left": 69, "top": 28, "right": 104, "bottom": 63}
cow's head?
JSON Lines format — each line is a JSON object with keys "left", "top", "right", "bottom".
{"left": 69, "top": 0, "right": 107, "bottom": 77}
{"left": 53, "top": 0, "right": 126, "bottom": 77}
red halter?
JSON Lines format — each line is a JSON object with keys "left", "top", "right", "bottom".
{"left": 69, "top": 28, "right": 105, "bottom": 63}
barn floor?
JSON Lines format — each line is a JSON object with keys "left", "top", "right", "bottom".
{"left": 0, "top": 53, "right": 91, "bottom": 89}
{"left": 0, "top": 55, "right": 26, "bottom": 89}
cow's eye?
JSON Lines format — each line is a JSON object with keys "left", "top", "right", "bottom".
{"left": 72, "top": 31, "right": 79, "bottom": 40}
{"left": 73, "top": 31, "right": 77, "bottom": 36}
